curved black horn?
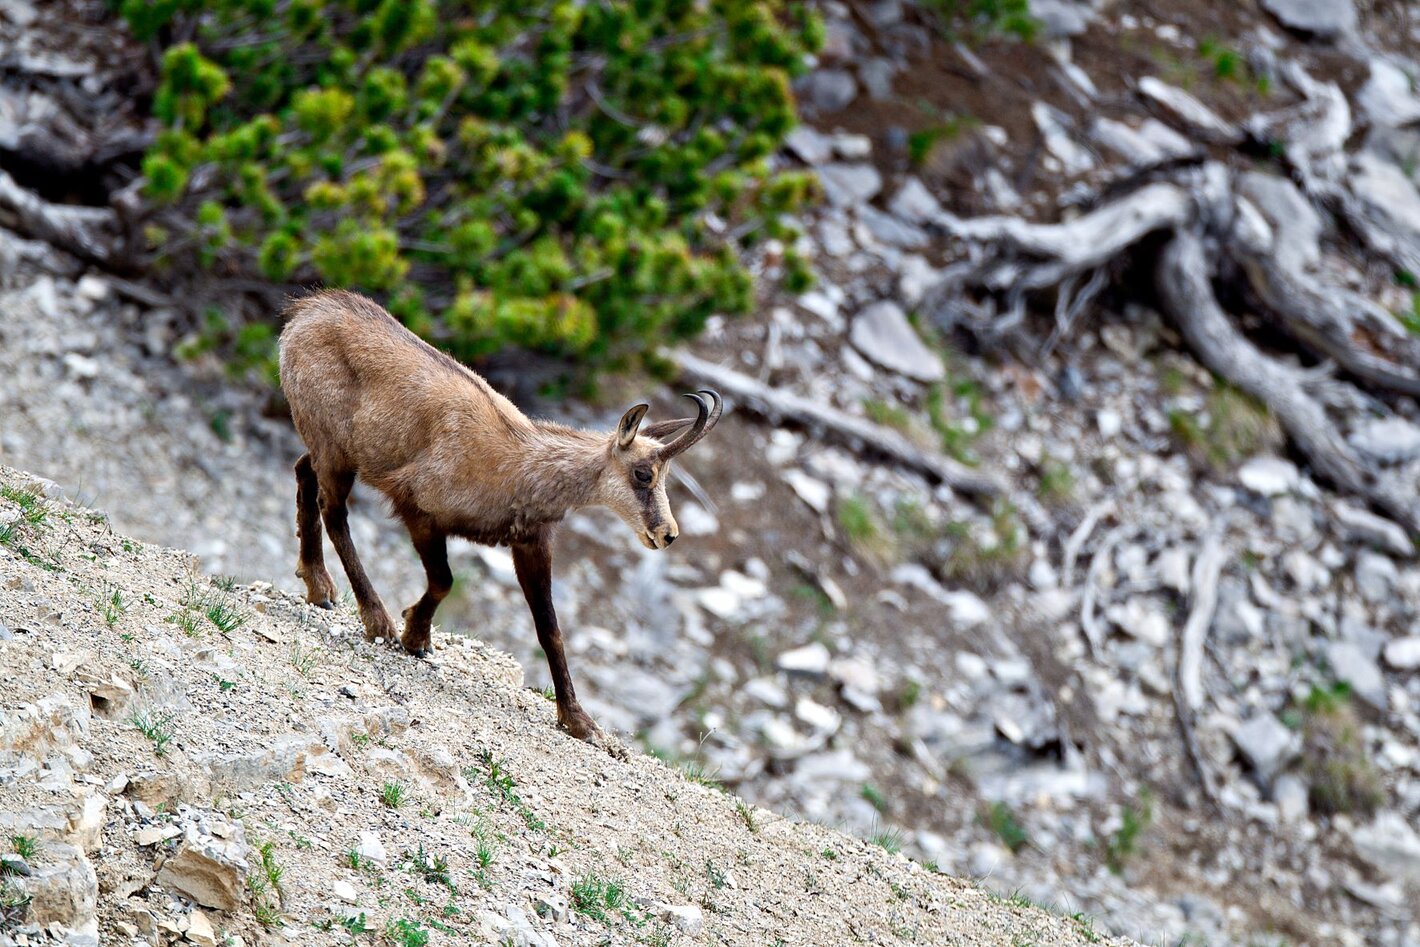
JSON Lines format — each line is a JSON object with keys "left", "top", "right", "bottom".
{"left": 656, "top": 389, "right": 722, "bottom": 460}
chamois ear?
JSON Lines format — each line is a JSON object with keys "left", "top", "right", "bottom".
{"left": 615, "top": 402, "right": 650, "bottom": 449}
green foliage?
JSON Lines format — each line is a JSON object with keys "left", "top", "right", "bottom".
{"left": 384, "top": 918, "right": 429, "bottom": 947}
{"left": 982, "top": 801, "right": 1028, "bottom": 854}
{"left": 380, "top": 780, "right": 408, "bottom": 808}
{"left": 1396, "top": 291, "right": 1420, "bottom": 336}
{"left": 921, "top": 0, "right": 1038, "bottom": 42}
{"left": 1297, "top": 684, "right": 1383, "bottom": 816}
{"left": 570, "top": 874, "right": 629, "bottom": 924}
{"left": 121, "top": 0, "right": 822, "bottom": 376}
{"left": 1168, "top": 381, "right": 1279, "bottom": 472}
{"left": 1104, "top": 789, "right": 1153, "bottom": 874}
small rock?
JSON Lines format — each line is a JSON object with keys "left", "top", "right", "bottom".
{"left": 781, "top": 470, "right": 830, "bottom": 514}
{"left": 784, "top": 127, "right": 832, "bottom": 165}
{"left": 1138, "top": 77, "right": 1241, "bottom": 143}
{"left": 1353, "top": 551, "right": 1398, "bottom": 604}
{"left": 1352, "top": 812, "right": 1420, "bottom": 885}
{"left": 1326, "top": 641, "right": 1386, "bottom": 709}
{"left": 816, "top": 163, "right": 883, "bottom": 207}
{"left": 1273, "top": 774, "right": 1309, "bottom": 822}
{"left": 776, "top": 642, "right": 831, "bottom": 677}
{"left": 184, "top": 910, "right": 216, "bottom": 947}
{"left": 534, "top": 892, "right": 569, "bottom": 923}
{"left": 657, "top": 903, "right": 704, "bottom": 934}
{"left": 1357, "top": 58, "right": 1420, "bottom": 128}
{"left": 1238, "top": 457, "right": 1299, "bottom": 497}
{"left": 1260, "top": 0, "right": 1356, "bottom": 38}
{"left": 1333, "top": 503, "right": 1414, "bottom": 558}
{"left": 1096, "top": 409, "right": 1122, "bottom": 439}
{"left": 155, "top": 826, "right": 251, "bottom": 911}
{"left": 1350, "top": 416, "right": 1420, "bottom": 464}
{"left": 355, "top": 830, "right": 387, "bottom": 864}
{"left": 802, "top": 69, "right": 857, "bottom": 113}
{"left": 888, "top": 177, "right": 944, "bottom": 223}
{"left": 1382, "top": 637, "right": 1420, "bottom": 670}
{"left": 849, "top": 301, "right": 944, "bottom": 383}
{"left": 332, "top": 880, "right": 358, "bottom": 904}
{"left": 1229, "top": 713, "right": 1300, "bottom": 785}
{"left": 794, "top": 697, "right": 841, "bottom": 733}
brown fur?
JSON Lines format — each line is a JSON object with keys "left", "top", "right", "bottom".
{"left": 278, "top": 289, "right": 721, "bottom": 740}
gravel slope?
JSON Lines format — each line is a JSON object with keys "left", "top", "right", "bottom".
{"left": 0, "top": 463, "right": 1124, "bottom": 947}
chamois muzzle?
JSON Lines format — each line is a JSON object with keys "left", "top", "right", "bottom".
{"left": 656, "top": 389, "right": 723, "bottom": 461}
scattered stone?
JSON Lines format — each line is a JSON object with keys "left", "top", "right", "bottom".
{"left": 1352, "top": 551, "right": 1398, "bottom": 604}
{"left": 1237, "top": 457, "right": 1299, "bottom": 497}
{"left": 1382, "top": 637, "right": 1420, "bottom": 670}
{"left": 155, "top": 824, "right": 251, "bottom": 911}
{"left": 1229, "top": 713, "right": 1299, "bottom": 785}
{"left": 1357, "top": 58, "right": 1420, "bottom": 128}
{"left": 816, "top": 163, "right": 882, "bottom": 207}
{"left": 1349, "top": 416, "right": 1420, "bottom": 465}
{"left": 782, "top": 469, "right": 830, "bottom": 514}
{"left": 355, "top": 831, "right": 386, "bottom": 864}
{"left": 777, "top": 642, "right": 831, "bottom": 677}
{"left": 332, "top": 880, "right": 358, "bottom": 904}
{"left": 1138, "top": 77, "right": 1241, "bottom": 144}
{"left": 1332, "top": 503, "right": 1414, "bottom": 558}
{"left": 656, "top": 902, "right": 704, "bottom": 934}
{"left": 802, "top": 69, "right": 857, "bottom": 113}
{"left": 1272, "top": 774, "right": 1308, "bottom": 822}
{"left": 1325, "top": 641, "right": 1386, "bottom": 709}
{"left": 184, "top": 910, "right": 216, "bottom": 947}
{"left": 1352, "top": 812, "right": 1420, "bottom": 885}
{"left": 849, "top": 301, "right": 945, "bottom": 383}
{"left": 888, "top": 177, "right": 944, "bottom": 223}
{"left": 1032, "top": 102, "right": 1093, "bottom": 175}
{"left": 1260, "top": 0, "right": 1356, "bottom": 38}
{"left": 784, "top": 127, "right": 832, "bottom": 165}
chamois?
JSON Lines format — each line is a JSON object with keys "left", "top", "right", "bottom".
{"left": 278, "top": 289, "right": 722, "bottom": 741}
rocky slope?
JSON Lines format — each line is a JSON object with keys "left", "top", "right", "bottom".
{"left": 0, "top": 463, "right": 1121, "bottom": 947}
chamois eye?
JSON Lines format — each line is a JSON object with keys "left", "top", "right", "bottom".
{"left": 634, "top": 468, "right": 653, "bottom": 485}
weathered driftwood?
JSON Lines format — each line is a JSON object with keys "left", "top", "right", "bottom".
{"left": 671, "top": 350, "right": 1005, "bottom": 498}
{"left": 1155, "top": 229, "right": 1420, "bottom": 535}
{"left": 0, "top": 168, "right": 115, "bottom": 264}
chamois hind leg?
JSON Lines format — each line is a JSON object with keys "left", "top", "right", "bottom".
{"left": 400, "top": 517, "right": 450, "bottom": 658}
{"left": 294, "top": 454, "right": 337, "bottom": 608}
{"left": 511, "top": 536, "right": 600, "bottom": 741}
{"left": 317, "top": 469, "right": 396, "bottom": 642}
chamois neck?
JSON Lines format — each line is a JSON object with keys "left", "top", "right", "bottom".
{"left": 516, "top": 423, "right": 607, "bottom": 514}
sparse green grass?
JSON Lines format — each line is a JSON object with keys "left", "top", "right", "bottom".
{"left": 893, "top": 678, "right": 923, "bottom": 713}
{"left": 403, "top": 845, "right": 455, "bottom": 892}
{"left": 289, "top": 640, "right": 322, "bottom": 677}
{"left": 380, "top": 781, "right": 408, "bottom": 809}
{"left": 837, "top": 493, "right": 894, "bottom": 563}
{"left": 861, "top": 783, "right": 888, "bottom": 814}
{"left": 0, "top": 878, "right": 30, "bottom": 927}
{"left": 130, "top": 710, "right": 177, "bottom": 756}
{"left": 571, "top": 874, "right": 629, "bottom": 924}
{"left": 1105, "top": 789, "right": 1153, "bottom": 874}
{"left": 467, "top": 751, "right": 545, "bottom": 830}
{"left": 247, "top": 840, "right": 285, "bottom": 927}
{"left": 175, "top": 580, "right": 249, "bottom": 636}
{"left": 940, "top": 500, "right": 1026, "bottom": 589}
{"left": 384, "top": 918, "right": 429, "bottom": 947}
{"left": 863, "top": 398, "right": 915, "bottom": 432}
{"left": 345, "top": 848, "right": 374, "bottom": 872}
{"left": 1168, "top": 381, "right": 1280, "bottom": 472}
{"left": 1035, "top": 455, "right": 1075, "bottom": 504}
{"left": 340, "top": 913, "right": 370, "bottom": 936}
{"left": 8, "top": 837, "right": 37, "bottom": 862}
{"left": 0, "top": 486, "right": 59, "bottom": 571}
{"left": 1396, "top": 291, "right": 1420, "bottom": 336}
{"left": 735, "top": 800, "right": 759, "bottom": 834}
{"left": 95, "top": 584, "right": 128, "bottom": 628}
{"left": 926, "top": 376, "right": 993, "bottom": 465}
{"left": 870, "top": 825, "right": 904, "bottom": 855}
{"left": 1294, "top": 683, "right": 1383, "bottom": 816}
{"left": 982, "top": 801, "right": 1029, "bottom": 854}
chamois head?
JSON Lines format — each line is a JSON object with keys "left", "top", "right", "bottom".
{"left": 597, "top": 389, "right": 723, "bottom": 551}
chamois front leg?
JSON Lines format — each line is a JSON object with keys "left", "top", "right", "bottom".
{"left": 511, "top": 537, "right": 600, "bottom": 741}
{"left": 293, "top": 454, "right": 337, "bottom": 608}
{"left": 401, "top": 518, "right": 450, "bottom": 657}
{"left": 318, "top": 471, "right": 397, "bottom": 642}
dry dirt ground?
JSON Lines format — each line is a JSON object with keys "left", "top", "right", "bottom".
{"left": 0, "top": 464, "right": 1125, "bottom": 947}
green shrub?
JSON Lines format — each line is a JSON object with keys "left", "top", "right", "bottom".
{"left": 921, "top": 0, "right": 1037, "bottom": 42}
{"left": 120, "top": 0, "right": 821, "bottom": 376}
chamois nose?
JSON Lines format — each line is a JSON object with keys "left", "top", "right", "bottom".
{"left": 662, "top": 532, "right": 677, "bottom": 546}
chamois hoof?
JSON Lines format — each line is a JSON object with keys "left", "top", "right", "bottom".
{"left": 314, "top": 599, "right": 335, "bottom": 610}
